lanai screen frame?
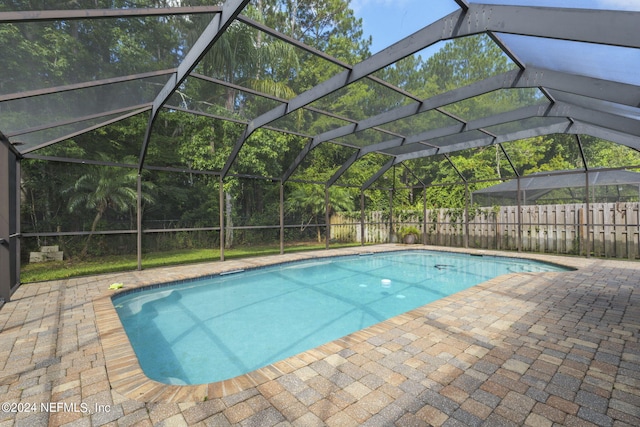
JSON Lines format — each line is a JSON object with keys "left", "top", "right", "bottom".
{"left": 1, "top": 1, "right": 639, "bottom": 301}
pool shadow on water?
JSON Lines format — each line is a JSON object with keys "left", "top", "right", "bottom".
{"left": 245, "top": 263, "right": 455, "bottom": 370}
{"left": 137, "top": 289, "right": 286, "bottom": 384}
{"left": 119, "top": 291, "right": 196, "bottom": 385}
{"left": 114, "top": 251, "right": 570, "bottom": 387}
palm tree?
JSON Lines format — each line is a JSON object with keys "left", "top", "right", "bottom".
{"left": 64, "top": 154, "right": 155, "bottom": 258}
{"left": 192, "top": 3, "right": 300, "bottom": 249}
{"left": 286, "top": 184, "right": 353, "bottom": 242}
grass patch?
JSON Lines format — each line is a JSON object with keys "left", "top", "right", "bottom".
{"left": 20, "top": 242, "right": 362, "bottom": 283}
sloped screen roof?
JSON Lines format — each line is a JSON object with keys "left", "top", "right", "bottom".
{"left": 1, "top": 1, "right": 639, "bottom": 189}
{"left": 473, "top": 169, "right": 640, "bottom": 205}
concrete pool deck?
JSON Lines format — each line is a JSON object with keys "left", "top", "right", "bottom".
{"left": 0, "top": 245, "right": 638, "bottom": 426}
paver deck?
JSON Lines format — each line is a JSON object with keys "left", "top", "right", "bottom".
{"left": 0, "top": 245, "right": 638, "bottom": 426}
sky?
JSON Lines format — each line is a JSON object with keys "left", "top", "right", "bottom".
{"left": 350, "top": 0, "right": 457, "bottom": 54}
{"left": 350, "top": 0, "right": 640, "bottom": 54}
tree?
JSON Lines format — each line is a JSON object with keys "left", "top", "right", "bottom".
{"left": 64, "top": 154, "right": 155, "bottom": 258}
{"left": 286, "top": 184, "right": 353, "bottom": 242}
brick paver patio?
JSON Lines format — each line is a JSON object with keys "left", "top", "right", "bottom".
{"left": 0, "top": 245, "right": 638, "bottom": 426}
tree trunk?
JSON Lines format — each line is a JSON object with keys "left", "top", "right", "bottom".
{"left": 316, "top": 215, "right": 322, "bottom": 243}
{"left": 225, "top": 88, "right": 235, "bottom": 112}
{"left": 81, "top": 206, "right": 105, "bottom": 258}
{"left": 29, "top": 189, "right": 41, "bottom": 249}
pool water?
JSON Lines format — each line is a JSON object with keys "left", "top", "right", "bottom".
{"left": 113, "top": 250, "right": 568, "bottom": 385}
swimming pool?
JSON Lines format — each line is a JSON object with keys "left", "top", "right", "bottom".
{"left": 113, "top": 250, "right": 569, "bottom": 385}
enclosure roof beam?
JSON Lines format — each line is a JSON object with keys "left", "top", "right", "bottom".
{"left": 223, "top": 7, "right": 470, "bottom": 179}
{"left": 500, "top": 143, "right": 520, "bottom": 177}
{"left": 394, "top": 120, "right": 574, "bottom": 163}
{"left": 554, "top": 103, "right": 640, "bottom": 138}
{"left": 312, "top": 69, "right": 524, "bottom": 147}
{"left": 454, "top": 0, "right": 470, "bottom": 11}
{"left": 326, "top": 99, "right": 640, "bottom": 187}
{"left": 10, "top": 103, "right": 152, "bottom": 141}
{"left": 0, "top": 6, "right": 222, "bottom": 23}
{"left": 137, "top": 0, "right": 250, "bottom": 173}
{"left": 345, "top": 93, "right": 640, "bottom": 177}
{"left": 314, "top": 67, "right": 639, "bottom": 149}
{"left": 164, "top": 105, "right": 312, "bottom": 140}
{"left": 223, "top": 4, "right": 638, "bottom": 180}
{"left": 397, "top": 115, "right": 640, "bottom": 164}
{"left": 529, "top": 68, "right": 640, "bottom": 108}
{"left": 283, "top": 65, "right": 640, "bottom": 183}
{"left": 372, "top": 99, "right": 639, "bottom": 162}
{"left": 281, "top": 68, "right": 524, "bottom": 182}
{"left": 475, "top": 4, "right": 640, "bottom": 49}
{"left": 569, "top": 122, "right": 640, "bottom": 152}
{"left": 22, "top": 107, "right": 152, "bottom": 154}
{"left": 327, "top": 152, "right": 360, "bottom": 187}
{"left": 0, "top": 131, "right": 22, "bottom": 159}
{"left": 323, "top": 96, "right": 639, "bottom": 183}
{"left": 342, "top": 102, "right": 551, "bottom": 158}
{"left": 362, "top": 158, "right": 397, "bottom": 191}
{"left": 401, "top": 163, "right": 426, "bottom": 187}
{"left": 190, "top": 73, "right": 387, "bottom": 133}
{"left": 0, "top": 69, "right": 176, "bottom": 104}
{"left": 576, "top": 134, "right": 589, "bottom": 171}
{"left": 237, "top": 15, "right": 424, "bottom": 104}
{"left": 444, "top": 153, "right": 467, "bottom": 183}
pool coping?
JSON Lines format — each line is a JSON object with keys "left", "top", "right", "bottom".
{"left": 93, "top": 245, "right": 586, "bottom": 403}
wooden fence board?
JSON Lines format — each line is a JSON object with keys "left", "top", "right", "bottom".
{"left": 331, "top": 202, "right": 640, "bottom": 259}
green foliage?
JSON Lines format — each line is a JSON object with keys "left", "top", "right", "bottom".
{"left": 62, "top": 153, "right": 156, "bottom": 257}
{"left": 13, "top": 0, "right": 640, "bottom": 268}
{"left": 286, "top": 183, "right": 354, "bottom": 241}
{"left": 399, "top": 225, "right": 420, "bottom": 238}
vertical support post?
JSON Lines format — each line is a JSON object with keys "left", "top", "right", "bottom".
{"left": 360, "top": 191, "right": 365, "bottom": 246}
{"left": 585, "top": 169, "right": 590, "bottom": 258}
{"left": 464, "top": 182, "right": 470, "bottom": 249}
{"left": 137, "top": 174, "right": 142, "bottom": 271}
{"left": 219, "top": 176, "right": 225, "bottom": 261}
{"left": 0, "top": 136, "right": 19, "bottom": 302}
{"left": 389, "top": 189, "right": 394, "bottom": 243}
{"left": 0, "top": 142, "right": 10, "bottom": 302}
{"left": 423, "top": 186, "right": 427, "bottom": 245}
{"left": 13, "top": 159, "right": 20, "bottom": 292}
{"left": 280, "top": 181, "right": 284, "bottom": 255}
{"left": 576, "top": 135, "right": 590, "bottom": 258}
{"left": 325, "top": 187, "right": 330, "bottom": 249}
{"left": 517, "top": 176, "right": 522, "bottom": 252}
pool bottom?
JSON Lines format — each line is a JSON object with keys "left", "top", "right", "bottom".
{"left": 95, "top": 245, "right": 575, "bottom": 402}
{"left": 114, "top": 250, "right": 568, "bottom": 385}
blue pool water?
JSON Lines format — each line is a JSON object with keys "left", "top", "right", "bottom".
{"left": 113, "top": 250, "right": 569, "bottom": 385}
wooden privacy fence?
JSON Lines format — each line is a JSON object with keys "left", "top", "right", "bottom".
{"left": 331, "top": 202, "right": 640, "bottom": 259}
